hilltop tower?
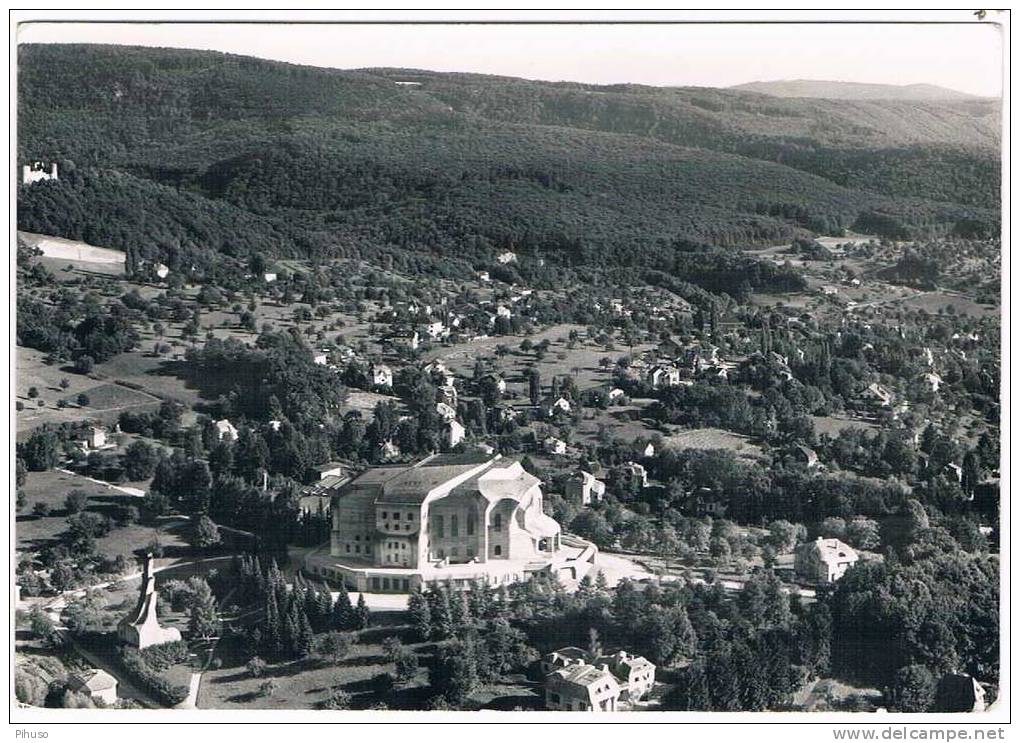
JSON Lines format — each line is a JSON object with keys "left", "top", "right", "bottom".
{"left": 116, "top": 554, "right": 182, "bottom": 648}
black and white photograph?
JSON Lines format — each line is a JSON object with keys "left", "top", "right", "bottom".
{"left": 8, "top": 9, "right": 1009, "bottom": 732}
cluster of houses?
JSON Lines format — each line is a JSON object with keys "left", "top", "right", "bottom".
{"left": 541, "top": 647, "right": 656, "bottom": 711}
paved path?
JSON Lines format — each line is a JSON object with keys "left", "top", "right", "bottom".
{"left": 55, "top": 468, "right": 146, "bottom": 497}
{"left": 176, "top": 672, "right": 202, "bottom": 709}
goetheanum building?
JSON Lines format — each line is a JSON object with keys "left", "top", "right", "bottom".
{"left": 304, "top": 453, "right": 597, "bottom": 592}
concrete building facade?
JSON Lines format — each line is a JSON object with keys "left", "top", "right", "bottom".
{"left": 304, "top": 453, "right": 597, "bottom": 592}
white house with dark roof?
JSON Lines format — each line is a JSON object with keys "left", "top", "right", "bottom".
{"left": 565, "top": 471, "right": 606, "bottom": 506}
{"left": 214, "top": 419, "right": 239, "bottom": 442}
{"left": 67, "top": 669, "right": 118, "bottom": 706}
{"left": 544, "top": 659, "right": 622, "bottom": 712}
{"left": 372, "top": 364, "right": 394, "bottom": 388}
{"left": 795, "top": 537, "right": 859, "bottom": 584}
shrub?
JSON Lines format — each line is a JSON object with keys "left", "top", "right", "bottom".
{"left": 119, "top": 647, "right": 190, "bottom": 706}
{"left": 138, "top": 640, "right": 190, "bottom": 671}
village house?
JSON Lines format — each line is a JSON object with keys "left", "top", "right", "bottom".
{"left": 310, "top": 462, "right": 347, "bottom": 480}
{"left": 687, "top": 486, "right": 728, "bottom": 518}
{"left": 445, "top": 419, "right": 466, "bottom": 449}
{"left": 632, "top": 440, "right": 655, "bottom": 459}
{"left": 263, "top": 272, "right": 277, "bottom": 283}
{"left": 436, "top": 402, "right": 457, "bottom": 421}
{"left": 393, "top": 330, "right": 420, "bottom": 351}
{"left": 792, "top": 444, "right": 819, "bottom": 468}
{"left": 617, "top": 461, "right": 648, "bottom": 490}
{"left": 647, "top": 364, "right": 681, "bottom": 389}
{"left": 921, "top": 372, "right": 943, "bottom": 393}
{"left": 862, "top": 382, "right": 894, "bottom": 409}
{"left": 313, "top": 351, "right": 329, "bottom": 366}
{"left": 438, "top": 384, "right": 458, "bottom": 407}
{"left": 599, "top": 650, "right": 657, "bottom": 702}
{"left": 485, "top": 374, "right": 508, "bottom": 395}
{"left": 424, "top": 321, "right": 448, "bottom": 340}
{"left": 299, "top": 474, "right": 350, "bottom": 515}
{"left": 305, "top": 453, "right": 590, "bottom": 592}
{"left": 543, "top": 437, "right": 568, "bottom": 456}
{"left": 542, "top": 396, "right": 572, "bottom": 417}
{"left": 67, "top": 669, "right": 118, "bottom": 706}
{"left": 22, "top": 160, "right": 58, "bottom": 185}
{"left": 608, "top": 388, "right": 625, "bottom": 401}
{"left": 424, "top": 360, "right": 456, "bottom": 387}
{"left": 657, "top": 337, "right": 685, "bottom": 359}
{"left": 544, "top": 659, "right": 622, "bottom": 712}
{"left": 795, "top": 537, "right": 859, "bottom": 584}
{"left": 542, "top": 646, "right": 656, "bottom": 709}
{"left": 372, "top": 364, "right": 394, "bottom": 388}
{"left": 377, "top": 440, "right": 401, "bottom": 461}
{"left": 565, "top": 471, "right": 607, "bottom": 506}
{"left": 934, "top": 673, "right": 987, "bottom": 713}
{"left": 496, "top": 251, "right": 517, "bottom": 264}
{"left": 478, "top": 271, "right": 490, "bottom": 282}
{"left": 214, "top": 419, "right": 239, "bottom": 442}
{"left": 77, "top": 425, "right": 108, "bottom": 451}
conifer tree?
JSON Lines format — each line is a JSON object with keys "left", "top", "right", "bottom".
{"left": 408, "top": 587, "right": 432, "bottom": 642}
{"left": 354, "top": 593, "right": 370, "bottom": 630}
{"left": 333, "top": 585, "right": 354, "bottom": 631}
{"left": 430, "top": 587, "right": 453, "bottom": 640}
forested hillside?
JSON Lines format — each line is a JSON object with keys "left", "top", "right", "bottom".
{"left": 17, "top": 44, "right": 1000, "bottom": 278}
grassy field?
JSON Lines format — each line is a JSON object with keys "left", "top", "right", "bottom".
{"left": 428, "top": 323, "right": 650, "bottom": 396}
{"left": 660, "top": 427, "right": 765, "bottom": 461}
{"left": 812, "top": 415, "right": 877, "bottom": 438}
{"left": 197, "top": 612, "right": 434, "bottom": 710}
{"left": 898, "top": 291, "right": 998, "bottom": 318}
{"left": 16, "top": 349, "right": 160, "bottom": 435}
{"left": 16, "top": 468, "right": 189, "bottom": 559}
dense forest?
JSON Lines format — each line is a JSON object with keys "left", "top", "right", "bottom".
{"left": 17, "top": 45, "right": 1000, "bottom": 277}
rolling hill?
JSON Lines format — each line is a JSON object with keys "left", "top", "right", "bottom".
{"left": 16, "top": 44, "right": 1000, "bottom": 279}
{"left": 730, "top": 79, "right": 983, "bottom": 101}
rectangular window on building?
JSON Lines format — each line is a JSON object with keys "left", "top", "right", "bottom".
{"left": 383, "top": 578, "right": 390, "bottom": 591}
{"left": 467, "top": 515, "right": 475, "bottom": 536}
{"left": 371, "top": 578, "right": 380, "bottom": 590}
{"left": 451, "top": 515, "right": 459, "bottom": 537}
{"left": 355, "top": 545, "right": 360, "bottom": 554}
{"left": 407, "top": 512, "right": 414, "bottom": 521}
{"left": 435, "top": 515, "right": 444, "bottom": 538}
{"left": 381, "top": 511, "right": 387, "bottom": 520}
{"left": 345, "top": 544, "right": 350, "bottom": 553}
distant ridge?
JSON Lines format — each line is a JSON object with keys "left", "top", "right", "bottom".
{"left": 731, "top": 79, "right": 984, "bottom": 101}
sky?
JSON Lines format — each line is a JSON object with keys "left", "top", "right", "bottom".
{"left": 17, "top": 19, "right": 1004, "bottom": 97}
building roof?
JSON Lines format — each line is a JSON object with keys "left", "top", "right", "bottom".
{"left": 339, "top": 453, "right": 496, "bottom": 506}
{"left": 802, "top": 537, "right": 858, "bottom": 564}
{"left": 546, "top": 661, "right": 622, "bottom": 703}
{"left": 69, "top": 669, "right": 117, "bottom": 693}
{"left": 312, "top": 461, "right": 346, "bottom": 474}
{"left": 934, "top": 673, "right": 985, "bottom": 713}
{"left": 300, "top": 474, "right": 350, "bottom": 498}
{"left": 597, "top": 650, "right": 656, "bottom": 678}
